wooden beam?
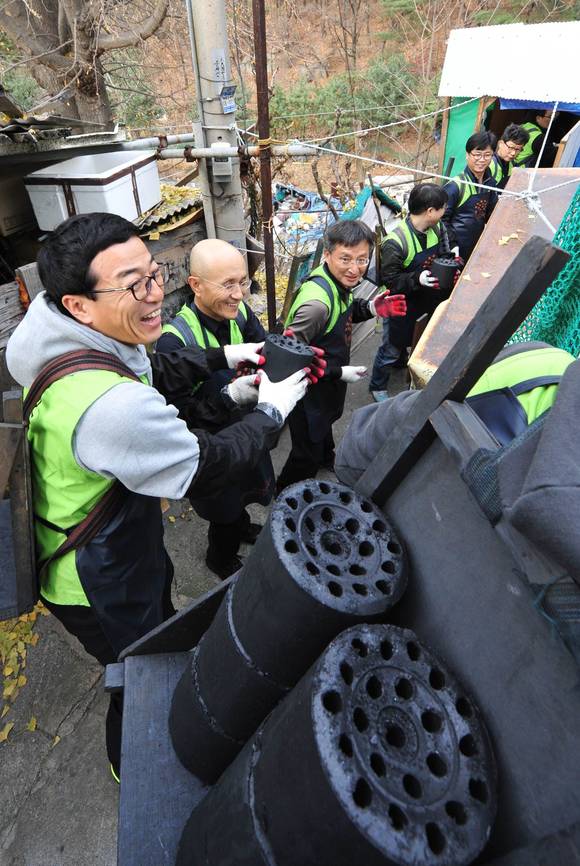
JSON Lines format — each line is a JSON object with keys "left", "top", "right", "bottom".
{"left": 355, "top": 236, "right": 569, "bottom": 504}
{"left": 0, "top": 423, "right": 23, "bottom": 497}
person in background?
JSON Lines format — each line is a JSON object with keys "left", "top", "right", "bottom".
{"left": 369, "top": 183, "right": 460, "bottom": 402}
{"left": 442, "top": 131, "right": 498, "bottom": 263}
{"left": 156, "top": 239, "right": 271, "bottom": 579}
{"left": 513, "top": 109, "right": 559, "bottom": 169}
{"left": 490, "top": 123, "right": 530, "bottom": 189}
{"left": 276, "top": 219, "right": 407, "bottom": 490}
{"left": 6, "top": 213, "right": 309, "bottom": 780}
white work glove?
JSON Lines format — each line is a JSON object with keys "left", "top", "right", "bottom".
{"left": 226, "top": 374, "right": 259, "bottom": 407}
{"left": 450, "top": 246, "right": 460, "bottom": 258}
{"left": 418, "top": 270, "right": 439, "bottom": 288}
{"left": 223, "top": 342, "right": 265, "bottom": 369}
{"left": 340, "top": 365, "right": 367, "bottom": 383}
{"left": 256, "top": 369, "right": 308, "bottom": 422}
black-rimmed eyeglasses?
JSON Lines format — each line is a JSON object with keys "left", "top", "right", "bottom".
{"left": 92, "top": 262, "right": 170, "bottom": 301}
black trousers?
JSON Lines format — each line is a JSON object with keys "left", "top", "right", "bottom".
{"left": 276, "top": 402, "right": 335, "bottom": 491}
{"left": 43, "top": 585, "right": 175, "bottom": 775}
{"left": 207, "top": 509, "right": 251, "bottom": 564}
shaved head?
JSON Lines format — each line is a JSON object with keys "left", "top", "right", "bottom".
{"left": 188, "top": 238, "right": 249, "bottom": 321}
{"left": 190, "top": 238, "right": 244, "bottom": 279}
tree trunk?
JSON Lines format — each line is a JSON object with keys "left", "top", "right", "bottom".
{"left": 30, "top": 55, "right": 113, "bottom": 125}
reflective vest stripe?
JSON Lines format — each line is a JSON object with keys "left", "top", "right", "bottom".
{"left": 286, "top": 266, "right": 348, "bottom": 335}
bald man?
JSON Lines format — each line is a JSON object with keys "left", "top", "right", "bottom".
{"left": 157, "top": 239, "right": 270, "bottom": 578}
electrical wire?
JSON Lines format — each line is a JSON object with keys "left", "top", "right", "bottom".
{"left": 300, "top": 97, "right": 481, "bottom": 144}
{"left": 528, "top": 102, "right": 560, "bottom": 194}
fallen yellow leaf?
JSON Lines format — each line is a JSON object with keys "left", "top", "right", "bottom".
{"left": 29, "top": 634, "right": 39, "bottom": 646}
{"left": 17, "top": 675, "right": 27, "bottom": 688}
{"left": 0, "top": 721, "right": 14, "bottom": 742}
{"left": 3, "top": 666, "right": 14, "bottom": 677}
{"left": 498, "top": 237, "right": 509, "bottom": 246}
{"left": 168, "top": 515, "right": 176, "bottom": 524}
{"left": 463, "top": 274, "right": 472, "bottom": 281}
{"left": 1, "top": 705, "right": 9, "bottom": 719}
{"left": 52, "top": 735, "right": 60, "bottom": 748}
{"left": 26, "top": 716, "right": 37, "bottom": 732}
{"left": 481, "top": 272, "right": 491, "bottom": 278}
{"left": 3, "top": 681, "right": 16, "bottom": 699}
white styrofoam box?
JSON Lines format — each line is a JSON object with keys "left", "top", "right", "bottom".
{"left": 0, "top": 176, "right": 36, "bottom": 237}
{"left": 24, "top": 150, "right": 161, "bottom": 231}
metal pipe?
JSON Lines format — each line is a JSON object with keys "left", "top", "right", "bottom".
{"left": 184, "top": 0, "right": 216, "bottom": 238}
{"left": 153, "top": 144, "right": 318, "bottom": 159}
{"left": 252, "top": 0, "right": 276, "bottom": 331}
{"left": 122, "top": 133, "right": 198, "bottom": 149}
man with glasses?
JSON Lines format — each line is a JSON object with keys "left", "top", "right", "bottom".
{"left": 276, "top": 219, "right": 407, "bottom": 491}
{"left": 6, "top": 213, "right": 309, "bottom": 780}
{"left": 514, "top": 109, "right": 559, "bottom": 169}
{"left": 442, "top": 131, "right": 498, "bottom": 263}
{"left": 490, "top": 123, "right": 530, "bottom": 190}
{"left": 369, "top": 183, "right": 459, "bottom": 402}
{"left": 157, "top": 238, "right": 272, "bottom": 578}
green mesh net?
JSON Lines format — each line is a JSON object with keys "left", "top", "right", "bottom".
{"left": 509, "top": 185, "right": 580, "bottom": 356}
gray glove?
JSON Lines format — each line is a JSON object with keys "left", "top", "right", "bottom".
{"left": 418, "top": 270, "right": 439, "bottom": 288}
{"left": 340, "top": 365, "right": 367, "bottom": 383}
{"left": 226, "top": 374, "right": 259, "bottom": 406}
{"left": 223, "top": 342, "right": 265, "bottom": 369}
{"left": 256, "top": 369, "right": 308, "bottom": 422}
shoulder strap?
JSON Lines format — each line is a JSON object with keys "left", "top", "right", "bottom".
{"left": 307, "top": 274, "right": 337, "bottom": 328}
{"left": 23, "top": 350, "right": 141, "bottom": 571}
{"left": 170, "top": 313, "right": 198, "bottom": 347}
{"left": 23, "top": 349, "right": 141, "bottom": 423}
{"left": 509, "top": 374, "right": 562, "bottom": 396}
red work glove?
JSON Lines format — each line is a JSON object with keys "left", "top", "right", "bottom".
{"left": 369, "top": 291, "right": 407, "bottom": 318}
{"left": 283, "top": 327, "right": 327, "bottom": 384}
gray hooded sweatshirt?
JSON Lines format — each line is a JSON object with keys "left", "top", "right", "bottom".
{"left": 7, "top": 292, "right": 200, "bottom": 498}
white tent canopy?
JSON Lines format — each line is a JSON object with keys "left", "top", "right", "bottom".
{"left": 438, "top": 22, "right": 580, "bottom": 104}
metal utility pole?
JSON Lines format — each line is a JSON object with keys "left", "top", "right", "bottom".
{"left": 251, "top": 0, "right": 277, "bottom": 331}
{"left": 186, "top": 0, "right": 246, "bottom": 251}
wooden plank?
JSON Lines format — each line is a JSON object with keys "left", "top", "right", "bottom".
{"left": 0, "top": 281, "right": 25, "bottom": 350}
{"left": 2, "top": 391, "right": 37, "bottom": 615}
{"left": 409, "top": 167, "right": 580, "bottom": 388}
{"left": 119, "top": 578, "right": 229, "bottom": 659}
{"left": 430, "top": 400, "right": 499, "bottom": 466}
{"left": 355, "top": 236, "right": 568, "bottom": 504}
{"left": 0, "top": 423, "right": 22, "bottom": 497}
{"left": 117, "top": 652, "right": 208, "bottom": 866}
{"left": 15, "top": 262, "right": 44, "bottom": 302}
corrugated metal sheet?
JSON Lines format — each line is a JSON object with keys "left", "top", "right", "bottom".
{"left": 439, "top": 22, "right": 580, "bottom": 103}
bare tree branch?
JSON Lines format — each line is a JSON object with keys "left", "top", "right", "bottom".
{"left": 96, "top": 0, "right": 169, "bottom": 50}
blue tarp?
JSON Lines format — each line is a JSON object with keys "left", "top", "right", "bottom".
{"left": 499, "top": 98, "right": 580, "bottom": 114}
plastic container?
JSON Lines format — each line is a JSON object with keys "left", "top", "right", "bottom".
{"left": 24, "top": 150, "right": 161, "bottom": 230}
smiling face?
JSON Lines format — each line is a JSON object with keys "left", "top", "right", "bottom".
{"left": 324, "top": 240, "right": 372, "bottom": 289}
{"left": 61, "top": 235, "right": 164, "bottom": 345}
{"left": 189, "top": 244, "right": 249, "bottom": 321}
{"left": 466, "top": 146, "right": 494, "bottom": 179}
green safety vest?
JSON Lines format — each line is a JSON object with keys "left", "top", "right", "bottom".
{"left": 451, "top": 172, "right": 481, "bottom": 209}
{"left": 468, "top": 345, "right": 574, "bottom": 424}
{"left": 162, "top": 303, "right": 247, "bottom": 349}
{"left": 490, "top": 154, "right": 512, "bottom": 185}
{"left": 383, "top": 219, "right": 440, "bottom": 269}
{"left": 285, "top": 265, "right": 348, "bottom": 334}
{"left": 513, "top": 122, "right": 543, "bottom": 167}
{"left": 27, "top": 369, "right": 143, "bottom": 606}
{"left": 162, "top": 303, "right": 248, "bottom": 393}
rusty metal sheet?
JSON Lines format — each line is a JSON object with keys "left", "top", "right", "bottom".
{"left": 409, "top": 167, "right": 580, "bottom": 388}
